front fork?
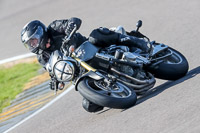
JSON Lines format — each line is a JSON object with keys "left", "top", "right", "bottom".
{"left": 72, "top": 54, "right": 119, "bottom": 92}
{"left": 72, "top": 54, "right": 97, "bottom": 72}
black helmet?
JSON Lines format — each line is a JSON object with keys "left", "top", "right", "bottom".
{"left": 21, "top": 20, "right": 48, "bottom": 54}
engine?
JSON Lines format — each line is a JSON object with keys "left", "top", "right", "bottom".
{"left": 116, "top": 64, "right": 135, "bottom": 76}
{"left": 90, "top": 45, "right": 149, "bottom": 81}
{"left": 116, "top": 51, "right": 149, "bottom": 80}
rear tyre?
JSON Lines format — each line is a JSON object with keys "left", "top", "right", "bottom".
{"left": 147, "top": 48, "right": 189, "bottom": 80}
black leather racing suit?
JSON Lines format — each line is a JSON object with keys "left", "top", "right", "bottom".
{"left": 37, "top": 17, "right": 87, "bottom": 67}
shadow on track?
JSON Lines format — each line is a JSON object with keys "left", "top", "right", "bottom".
{"left": 97, "top": 108, "right": 111, "bottom": 114}
{"left": 122, "top": 66, "right": 200, "bottom": 112}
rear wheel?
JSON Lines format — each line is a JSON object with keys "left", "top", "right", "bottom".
{"left": 147, "top": 48, "right": 189, "bottom": 80}
{"left": 77, "top": 78, "right": 137, "bottom": 109}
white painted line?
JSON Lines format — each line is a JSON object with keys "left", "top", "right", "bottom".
{"left": 4, "top": 85, "right": 74, "bottom": 133}
{"left": 0, "top": 53, "right": 35, "bottom": 65}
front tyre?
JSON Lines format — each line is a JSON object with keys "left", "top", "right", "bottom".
{"left": 147, "top": 48, "right": 189, "bottom": 80}
{"left": 77, "top": 78, "right": 137, "bottom": 109}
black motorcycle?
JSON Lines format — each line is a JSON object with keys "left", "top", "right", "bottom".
{"left": 46, "top": 20, "right": 189, "bottom": 112}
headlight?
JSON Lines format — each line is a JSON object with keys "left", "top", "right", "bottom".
{"left": 53, "top": 60, "right": 75, "bottom": 82}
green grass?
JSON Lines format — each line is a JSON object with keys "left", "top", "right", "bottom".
{"left": 0, "top": 62, "right": 41, "bottom": 113}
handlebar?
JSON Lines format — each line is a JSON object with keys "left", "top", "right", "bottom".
{"left": 63, "top": 25, "right": 77, "bottom": 44}
{"left": 61, "top": 25, "right": 77, "bottom": 56}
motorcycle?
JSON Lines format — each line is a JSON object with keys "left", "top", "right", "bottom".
{"left": 45, "top": 20, "right": 189, "bottom": 112}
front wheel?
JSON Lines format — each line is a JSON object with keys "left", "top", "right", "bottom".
{"left": 147, "top": 48, "right": 189, "bottom": 80}
{"left": 77, "top": 78, "right": 137, "bottom": 109}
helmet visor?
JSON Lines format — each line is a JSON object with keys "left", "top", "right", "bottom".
{"left": 23, "top": 26, "right": 44, "bottom": 51}
{"left": 25, "top": 38, "right": 40, "bottom": 51}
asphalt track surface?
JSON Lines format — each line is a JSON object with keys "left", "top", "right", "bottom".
{"left": 1, "top": 0, "right": 200, "bottom": 133}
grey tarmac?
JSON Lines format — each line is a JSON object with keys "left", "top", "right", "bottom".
{"left": 0, "top": 0, "right": 200, "bottom": 133}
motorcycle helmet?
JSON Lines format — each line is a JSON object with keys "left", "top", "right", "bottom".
{"left": 21, "top": 20, "right": 48, "bottom": 54}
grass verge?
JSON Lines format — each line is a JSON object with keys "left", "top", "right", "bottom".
{"left": 0, "top": 62, "right": 42, "bottom": 113}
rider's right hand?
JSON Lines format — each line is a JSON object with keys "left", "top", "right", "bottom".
{"left": 65, "top": 17, "right": 82, "bottom": 37}
{"left": 65, "top": 22, "right": 76, "bottom": 37}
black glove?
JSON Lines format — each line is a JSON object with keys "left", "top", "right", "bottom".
{"left": 65, "top": 22, "right": 76, "bottom": 37}
{"left": 65, "top": 17, "right": 82, "bottom": 37}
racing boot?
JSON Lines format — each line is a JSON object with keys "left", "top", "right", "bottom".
{"left": 118, "top": 34, "right": 149, "bottom": 53}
